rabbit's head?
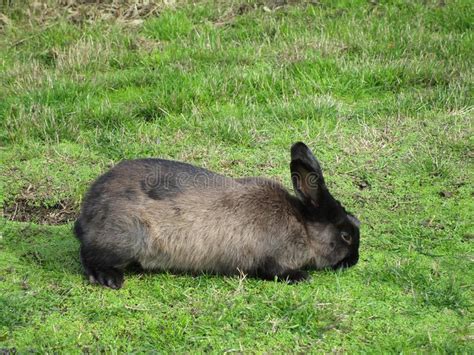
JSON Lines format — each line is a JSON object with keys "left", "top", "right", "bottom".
{"left": 290, "top": 142, "right": 360, "bottom": 270}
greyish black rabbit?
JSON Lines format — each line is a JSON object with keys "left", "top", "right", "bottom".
{"left": 74, "top": 142, "right": 360, "bottom": 289}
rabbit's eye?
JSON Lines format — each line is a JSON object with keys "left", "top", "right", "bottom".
{"left": 341, "top": 232, "right": 352, "bottom": 245}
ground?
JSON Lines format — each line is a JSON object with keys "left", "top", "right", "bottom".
{"left": 0, "top": 0, "right": 473, "bottom": 352}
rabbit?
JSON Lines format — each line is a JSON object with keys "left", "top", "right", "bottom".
{"left": 74, "top": 142, "right": 360, "bottom": 289}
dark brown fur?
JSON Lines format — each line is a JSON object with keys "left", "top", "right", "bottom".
{"left": 74, "top": 142, "right": 360, "bottom": 289}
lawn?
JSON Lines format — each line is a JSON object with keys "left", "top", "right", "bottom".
{"left": 0, "top": 0, "right": 473, "bottom": 352}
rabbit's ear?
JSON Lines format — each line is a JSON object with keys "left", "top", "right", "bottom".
{"left": 290, "top": 142, "right": 326, "bottom": 206}
{"left": 348, "top": 214, "right": 360, "bottom": 228}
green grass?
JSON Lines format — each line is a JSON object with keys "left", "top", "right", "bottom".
{"left": 1, "top": 0, "right": 473, "bottom": 352}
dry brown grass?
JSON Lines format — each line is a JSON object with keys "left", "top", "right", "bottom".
{"left": 1, "top": 0, "right": 174, "bottom": 28}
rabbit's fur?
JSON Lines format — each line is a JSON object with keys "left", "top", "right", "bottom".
{"left": 74, "top": 142, "right": 360, "bottom": 289}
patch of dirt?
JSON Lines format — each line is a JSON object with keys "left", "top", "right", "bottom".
{"left": 438, "top": 190, "right": 453, "bottom": 198}
{"left": 3, "top": 197, "right": 78, "bottom": 225}
{"left": 3, "top": 183, "right": 78, "bottom": 225}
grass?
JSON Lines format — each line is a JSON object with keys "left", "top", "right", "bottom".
{"left": 1, "top": 0, "right": 473, "bottom": 352}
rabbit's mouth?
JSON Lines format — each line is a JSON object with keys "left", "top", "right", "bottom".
{"left": 332, "top": 252, "right": 359, "bottom": 270}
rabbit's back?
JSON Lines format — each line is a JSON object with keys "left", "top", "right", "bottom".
{"left": 76, "top": 158, "right": 233, "bottom": 236}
